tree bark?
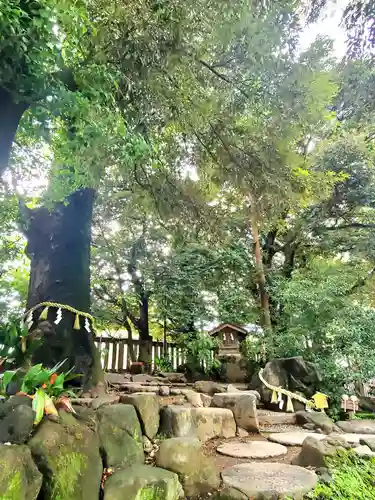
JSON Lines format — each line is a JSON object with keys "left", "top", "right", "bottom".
{"left": 123, "top": 317, "right": 136, "bottom": 363}
{"left": 24, "top": 188, "right": 104, "bottom": 392}
{"left": 250, "top": 212, "right": 273, "bottom": 333}
{"left": 0, "top": 87, "right": 29, "bottom": 174}
{"left": 137, "top": 295, "right": 152, "bottom": 368}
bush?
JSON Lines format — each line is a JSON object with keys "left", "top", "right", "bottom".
{"left": 306, "top": 451, "right": 375, "bottom": 499}
{"left": 180, "top": 332, "right": 220, "bottom": 376}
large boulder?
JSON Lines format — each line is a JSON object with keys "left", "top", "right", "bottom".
{"left": 193, "top": 381, "right": 226, "bottom": 396}
{"left": 156, "top": 437, "right": 219, "bottom": 496}
{"left": 212, "top": 393, "right": 259, "bottom": 432}
{"left": 359, "top": 396, "right": 375, "bottom": 413}
{"left": 292, "top": 436, "right": 349, "bottom": 468}
{"left": 0, "top": 444, "right": 42, "bottom": 499}
{"left": 97, "top": 404, "right": 144, "bottom": 468}
{"left": 336, "top": 419, "right": 375, "bottom": 434}
{"left": 295, "top": 410, "right": 337, "bottom": 434}
{"left": 104, "top": 464, "right": 184, "bottom": 500}
{"left": 0, "top": 403, "right": 34, "bottom": 444}
{"left": 120, "top": 393, "right": 160, "bottom": 439}
{"left": 160, "top": 406, "right": 236, "bottom": 442}
{"left": 249, "top": 357, "right": 321, "bottom": 410}
{"left": 28, "top": 411, "right": 102, "bottom": 500}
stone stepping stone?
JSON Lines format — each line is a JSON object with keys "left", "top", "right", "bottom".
{"left": 338, "top": 433, "right": 375, "bottom": 444}
{"left": 268, "top": 431, "right": 375, "bottom": 447}
{"left": 217, "top": 441, "right": 287, "bottom": 459}
{"left": 267, "top": 432, "right": 326, "bottom": 446}
{"left": 337, "top": 419, "right": 375, "bottom": 434}
{"left": 221, "top": 462, "right": 317, "bottom": 499}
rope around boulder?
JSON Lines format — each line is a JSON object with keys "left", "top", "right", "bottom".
{"left": 258, "top": 368, "right": 316, "bottom": 412}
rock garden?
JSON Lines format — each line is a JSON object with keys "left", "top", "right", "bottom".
{"left": 3, "top": 356, "right": 375, "bottom": 499}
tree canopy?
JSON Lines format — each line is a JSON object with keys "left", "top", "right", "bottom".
{"left": 1, "top": 0, "right": 375, "bottom": 396}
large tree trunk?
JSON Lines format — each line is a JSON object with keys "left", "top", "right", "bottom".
{"left": 24, "top": 188, "right": 104, "bottom": 392}
{"left": 137, "top": 295, "right": 152, "bottom": 369}
{"left": 0, "top": 87, "right": 29, "bottom": 174}
{"left": 250, "top": 212, "right": 273, "bottom": 355}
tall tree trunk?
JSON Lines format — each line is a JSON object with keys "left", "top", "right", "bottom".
{"left": 163, "top": 315, "right": 168, "bottom": 357}
{"left": 24, "top": 188, "right": 104, "bottom": 392}
{"left": 0, "top": 87, "right": 29, "bottom": 174}
{"left": 123, "top": 317, "right": 136, "bottom": 363}
{"left": 250, "top": 212, "right": 273, "bottom": 354}
{"left": 137, "top": 295, "right": 152, "bottom": 369}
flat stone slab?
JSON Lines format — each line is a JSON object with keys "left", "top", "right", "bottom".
{"left": 337, "top": 433, "right": 375, "bottom": 444}
{"left": 268, "top": 431, "right": 375, "bottom": 446}
{"left": 221, "top": 463, "right": 317, "bottom": 499}
{"left": 160, "top": 405, "right": 236, "bottom": 442}
{"left": 217, "top": 441, "right": 287, "bottom": 459}
{"left": 267, "top": 432, "right": 326, "bottom": 446}
{"left": 354, "top": 445, "right": 375, "bottom": 457}
{"left": 336, "top": 419, "right": 375, "bottom": 434}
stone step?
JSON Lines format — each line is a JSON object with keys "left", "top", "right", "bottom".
{"left": 257, "top": 409, "right": 297, "bottom": 426}
{"left": 160, "top": 405, "right": 236, "bottom": 442}
{"left": 221, "top": 463, "right": 318, "bottom": 499}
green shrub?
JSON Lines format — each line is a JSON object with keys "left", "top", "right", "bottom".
{"left": 180, "top": 332, "right": 220, "bottom": 375}
{"left": 154, "top": 355, "right": 174, "bottom": 373}
{"left": 306, "top": 450, "right": 375, "bottom": 499}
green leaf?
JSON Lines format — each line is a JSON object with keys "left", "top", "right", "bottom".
{"left": 0, "top": 369, "right": 18, "bottom": 392}
{"left": 32, "top": 388, "right": 46, "bottom": 425}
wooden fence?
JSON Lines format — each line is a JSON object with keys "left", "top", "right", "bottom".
{"left": 94, "top": 337, "right": 186, "bottom": 372}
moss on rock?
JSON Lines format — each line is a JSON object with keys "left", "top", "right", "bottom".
{"left": 28, "top": 410, "right": 102, "bottom": 500}
{"left": 97, "top": 404, "right": 144, "bottom": 468}
{"left": 0, "top": 444, "right": 42, "bottom": 500}
{"left": 104, "top": 465, "right": 184, "bottom": 500}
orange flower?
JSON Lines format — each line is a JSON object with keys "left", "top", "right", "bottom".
{"left": 49, "top": 373, "right": 57, "bottom": 385}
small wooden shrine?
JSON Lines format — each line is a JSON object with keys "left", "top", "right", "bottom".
{"left": 209, "top": 323, "right": 248, "bottom": 357}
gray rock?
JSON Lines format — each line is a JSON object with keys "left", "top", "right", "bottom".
{"left": 292, "top": 436, "right": 348, "bottom": 468}
{"left": 170, "top": 389, "right": 182, "bottom": 396}
{"left": 268, "top": 431, "right": 326, "bottom": 446}
{"left": 201, "top": 393, "right": 213, "bottom": 407}
{"left": 354, "top": 445, "right": 375, "bottom": 457}
{"left": 28, "top": 411, "right": 102, "bottom": 500}
{"left": 90, "top": 393, "right": 119, "bottom": 410}
{"left": 359, "top": 437, "right": 375, "bottom": 451}
{"left": 160, "top": 386, "right": 170, "bottom": 396}
{"left": 221, "top": 463, "right": 318, "bottom": 499}
{"left": 156, "top": 437, "right": 219, "bottom": 496}
{"left": 0, "top": 404, "right": 34, "bottom": 444}
{"left": 217, "top": 441, "right": 287, "bottom": 459}
{"left": 181, "top": 389, "right": 203, "bottom": 407}
{"left": 193, "top": 381, "right": 226, "bottom": 395}
{"left": 249, "top": 356, "right": 321, "bottom": 410}
{"left": 120, "top": 393, "right": 160, "bottom": 439}
{"left": 212, "top": 393, "right": 259, "bottom": 432}
{"left": 0, "top": 444, "right": 42, "bottom": 500}
{"left": 104, "top": 464, "right": 184, "bottom": 500}
{"left": 160, "top": 406, "right": 236, "bottom": 442}
{"left": 158, "top": 372, "right": 187, "bottom": 384}
{"left": 96, "top": 404, "right": 144, "bottom": 468}
{"left": 303, "top": 423, "right": 317, "bottom": 431}
{"left": 296, "top": 410, "right": 336, "bottom": 434}
{"left": 236, "top": 427, "right": 249, "bottom": 438}
{"left": 336, "top": 419, "right": 375, "bottom": 434}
